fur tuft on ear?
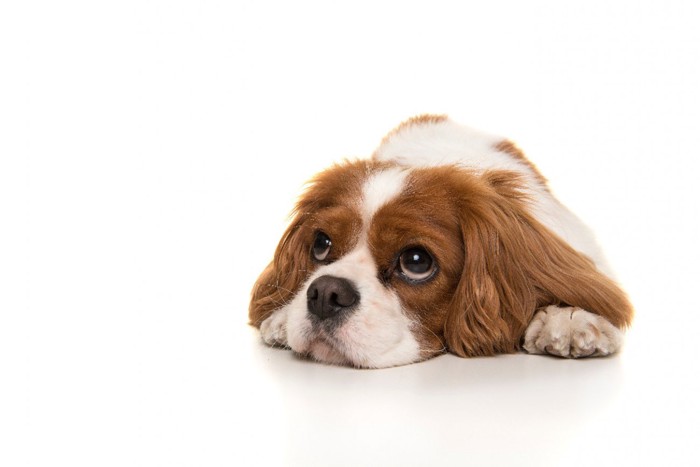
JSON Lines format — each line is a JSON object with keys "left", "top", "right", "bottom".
{"left": 249, "top": 216, "right": 311, "bottom": 328}
{"left": 444, "top": 170, "right": 634, "bottom": 357}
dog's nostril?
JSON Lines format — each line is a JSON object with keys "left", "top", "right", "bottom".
{"left": 332, "top": 290, "right": 356, "bottom": 308}
{"left": 306, "top": 275, "right": 360, "bottom": 320}
{"left": 307, "top": 287, "right": 319, "bottom": 300}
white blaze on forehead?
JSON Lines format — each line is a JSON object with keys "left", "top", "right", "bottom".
{"left": 360, "top": 167, "right": 409, "bottom": 223}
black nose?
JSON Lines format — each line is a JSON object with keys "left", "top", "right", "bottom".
{"left": 306, "top": 275, "right": 360, "bottom": 321}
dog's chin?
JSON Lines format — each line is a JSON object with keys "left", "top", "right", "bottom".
{"left": 303, "top": 337, "right": 353, "bottom": 367}
{"left": 292, "top": 325, "right": 367, "bottom": 368}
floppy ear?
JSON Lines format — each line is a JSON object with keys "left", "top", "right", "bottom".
{"left": 249, "top": 215, "right": 312, "bottom": 327}
{"left": 444, "top": 171, "right": 634, "bottom": 357}
{"left": 443, "top": 181, "right": 533, "bottom": 357}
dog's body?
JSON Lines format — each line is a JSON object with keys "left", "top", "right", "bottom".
{"left": 250, "top": 115, "right": 633, "bottom": 368}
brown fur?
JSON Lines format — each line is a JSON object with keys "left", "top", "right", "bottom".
{"left": 493, "top": 139, "right": 549, "bottom": 187}
{"left": 439, "top": 168, "right": 633, "bottom": 356}
{"left": 367, "top": 170, "right": 466, "bottom": 359}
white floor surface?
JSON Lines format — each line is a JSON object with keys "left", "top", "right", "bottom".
{"left": 3, "top": 1, "right": 700, "bottom": 466}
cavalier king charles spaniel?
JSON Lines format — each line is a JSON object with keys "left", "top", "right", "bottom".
{"left": 249, "top": 115, "right": 633, "bottom": 368}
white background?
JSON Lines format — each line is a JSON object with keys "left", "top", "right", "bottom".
{"left": 2, "top": 1, "right": 700, "bottom": 466}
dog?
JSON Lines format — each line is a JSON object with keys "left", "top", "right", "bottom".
{"left": 249, "top": 115, "right": 633, "bottom": 368}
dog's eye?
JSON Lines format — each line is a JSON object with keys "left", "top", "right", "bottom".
{"left": 312, "top": 231, "right": 332, "bottom": 262}
{"left": 398, "top": 247, "right": 435, "bottom": 282}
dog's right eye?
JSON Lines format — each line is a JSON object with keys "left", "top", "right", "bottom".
{"left": 312, "top": 231, "right": 332, "bottom": 262}
{"left": 398, "top": 247, "right": 436, "bottom": 283}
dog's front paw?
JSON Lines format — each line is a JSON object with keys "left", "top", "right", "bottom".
{"left": 260, "top": 309, "right": 288, "bottom": 347}
{"left": 523, "top": 305, "right": 622, "bottom": 358}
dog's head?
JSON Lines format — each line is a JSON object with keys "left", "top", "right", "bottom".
{"left": 249, "top": 117, "right": 631, "bottom": 368}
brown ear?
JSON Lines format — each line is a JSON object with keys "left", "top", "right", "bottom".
{"left": 444, "top": 171, "right": 634, "bottom": 357}
{"left": 249, "top": 216, "right": 312, "bottom": 328}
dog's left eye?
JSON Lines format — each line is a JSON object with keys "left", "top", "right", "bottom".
{"left": 312, "top": 231, "right": 332, "bottom": 262}
{"left": 398, "top": 247, "right": 435, "bottom": 282}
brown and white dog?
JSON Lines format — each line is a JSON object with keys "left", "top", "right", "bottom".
{"left": 249, "top": 115, "right": 633, "bottom": 368}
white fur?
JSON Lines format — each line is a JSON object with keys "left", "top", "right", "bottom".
{"left": 259, "top": 307, "right": 287, "bottom": 347}
{"left": 376, "top": 120, "right": 519, "bottom": 173}
{"left": 359, "top": 167, "right": 409, "bottom": 224}
{"left": 374, "top": 118, "right": 613, "bottom": 276}
{"left": 522, "top": 305, "right": 622, "bottom": 358}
